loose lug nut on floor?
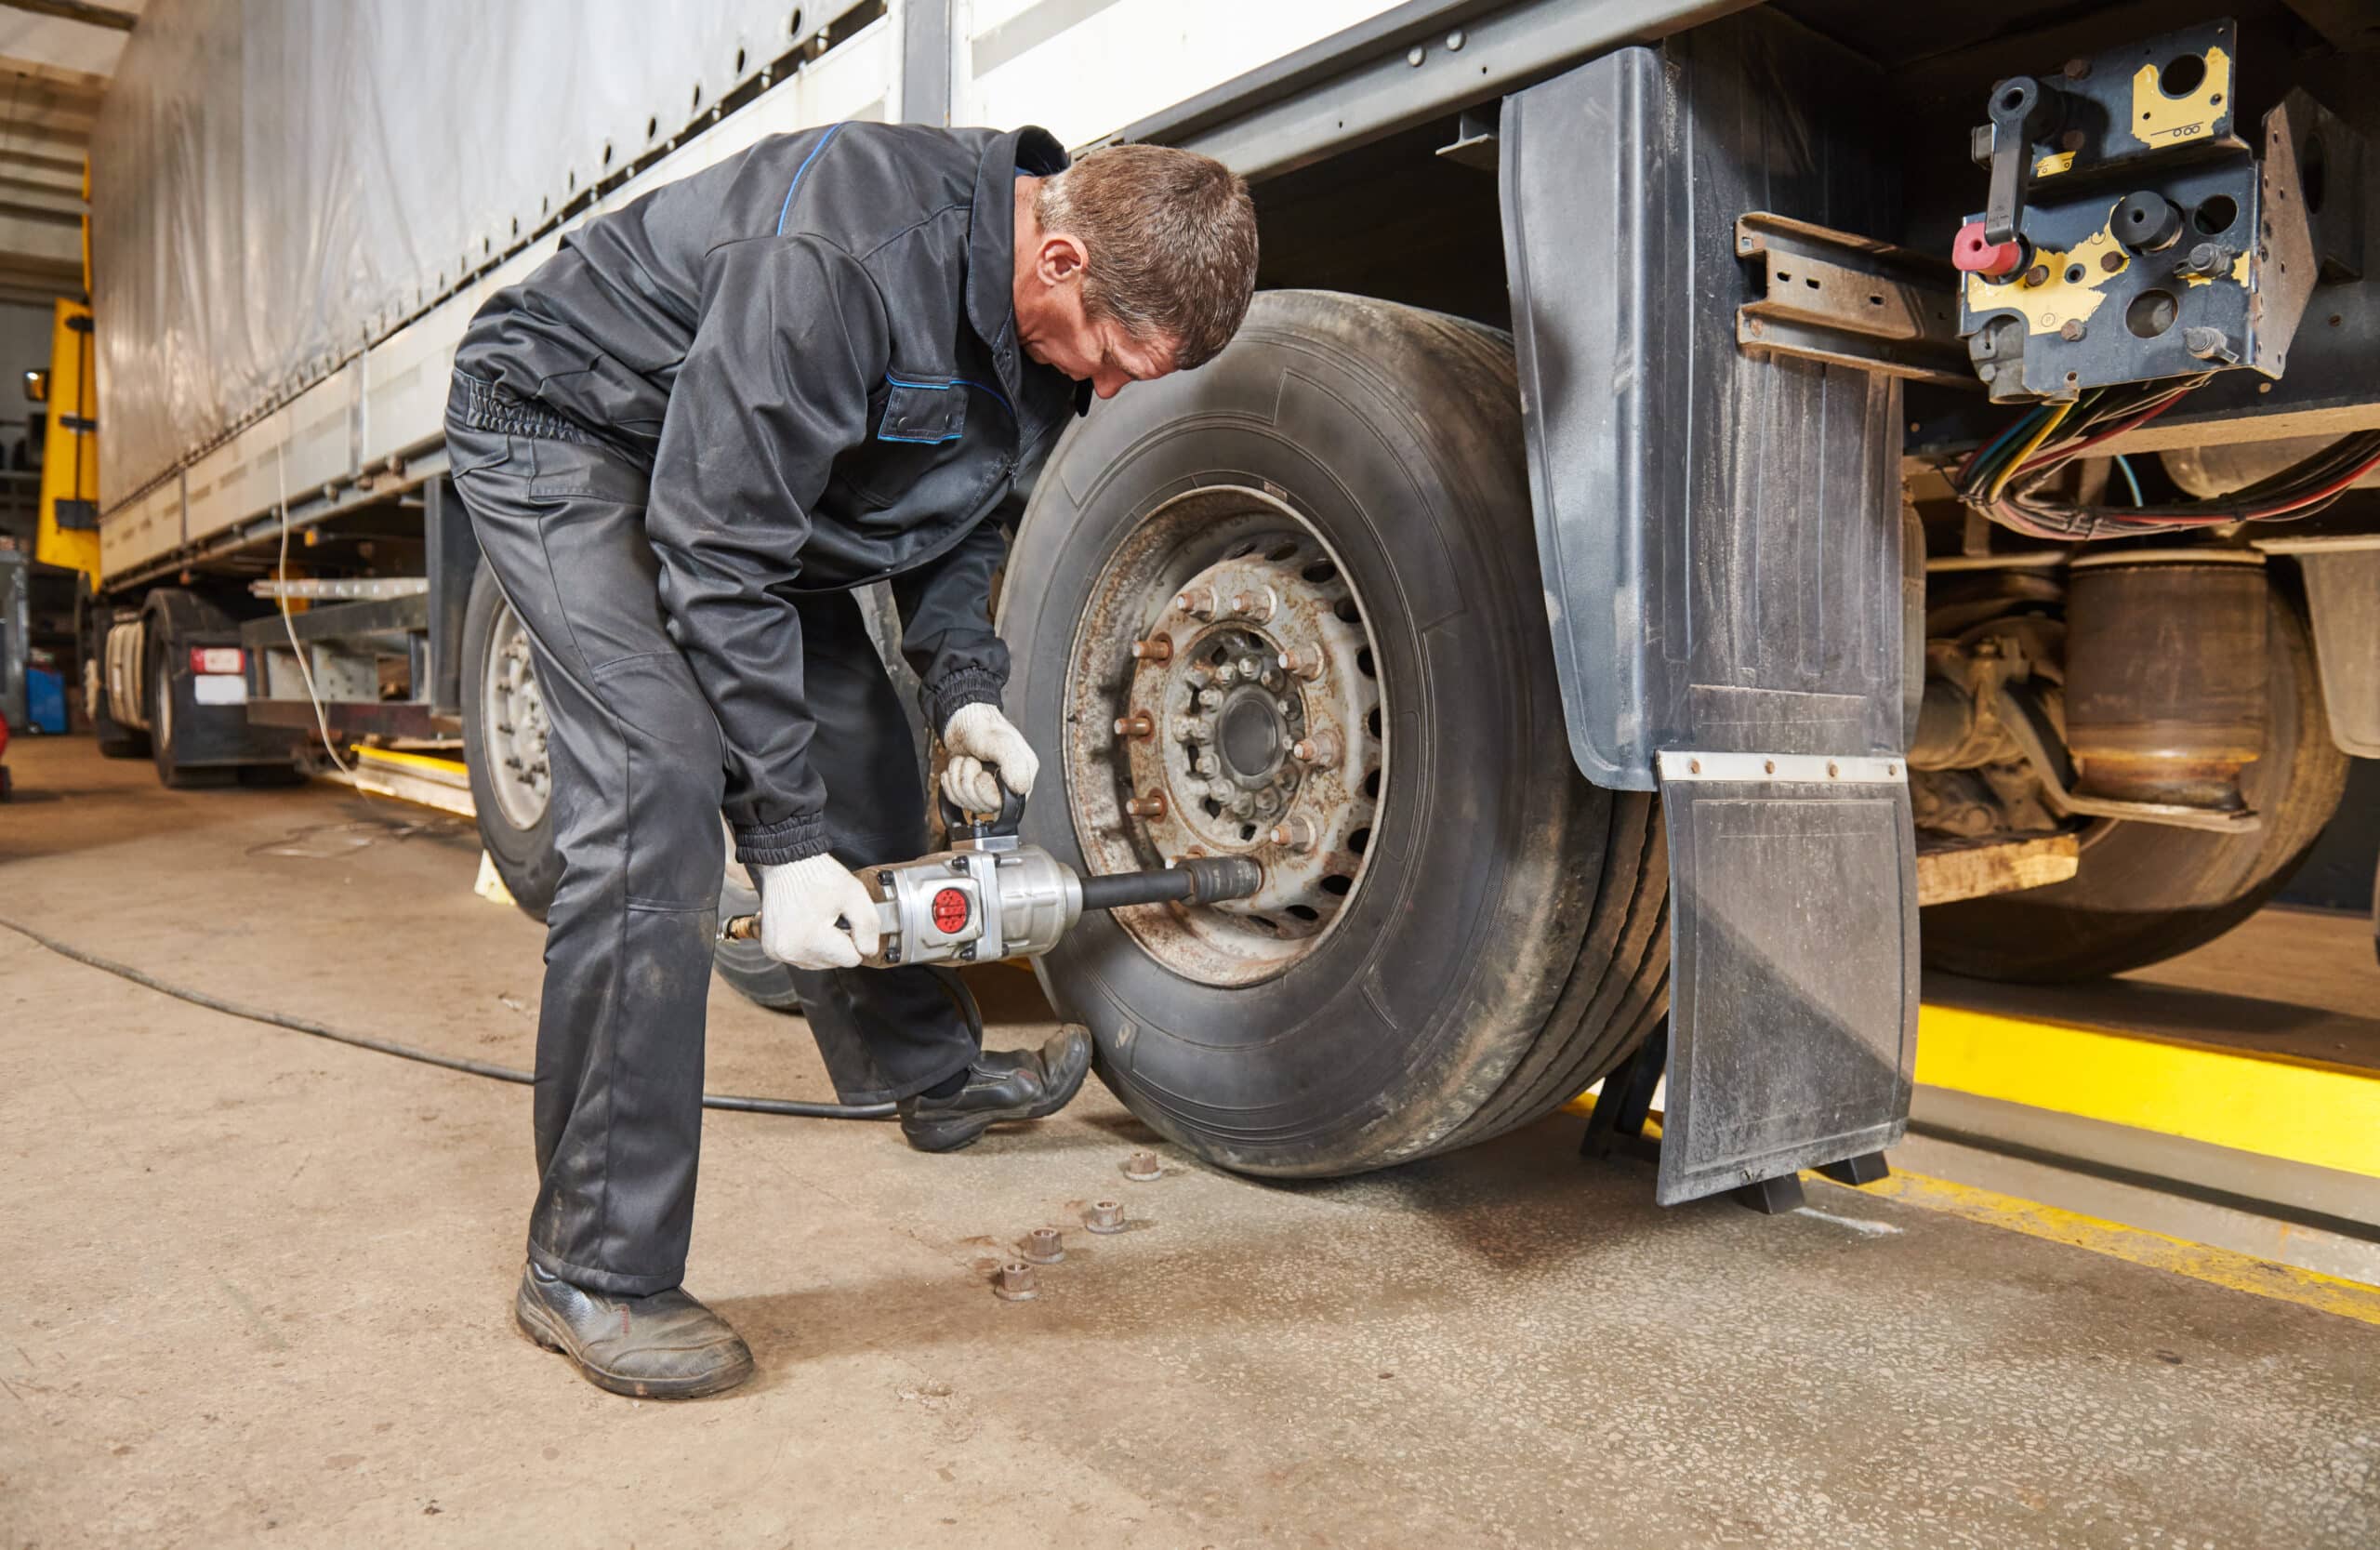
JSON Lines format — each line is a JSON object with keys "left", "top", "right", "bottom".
{"left": 994, "top": 1262, "right": 1040, "bottom": 1301}
{"left": 1083, "top": 1199, "right": 1127, "bottom": 1234}
{"left": 1020, "top": 1227, "right": 1064, "bottom": 1265}
{"left": 1122, "top": 1150, "right": 1162, "bottom": 1182}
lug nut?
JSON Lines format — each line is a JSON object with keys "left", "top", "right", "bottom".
{"left": 1278, "top": 648, "right": 1325, "bottom": 682}
{"left": 1269, "top": 815, "right": 1319, "bottom": 852}
{"left": 1176, "top": 586, "right": 1218, "bottom": 619}
{"left": 2059, "top": 319, "right": 2086, "bottom": 342}
{"left": 1193, "top": 753, "right": 1220, "bottom": 777}
{"left": 1215, "top": 660, "right": 1240, "bottom": 685}
{"left": 1197, "top": 687, "right": 1224, "bottom": 711}
{"left": 1227, "top": 589, "right": 1275, "bottom": 622}
{"left": 1237, "top": 656, "right": 1264, "bottom": 681}
{"left": 1173, "top": 714, "right": 1211, "bottom": 743}
{"left": 1114, "top": 711, "right": 1154, "bottom": 740}
{"left": 1083, "top": 1200, "right": 1127, "bottom": 1234}
{"left": 1123, "top": 1151, "right": 1162, "bottom": 1182}
{"left": 1291, "top": 733, "right": 1342, "bottom": 768}
{"left": 1125, "top": 792, "right": 1169, "bottom": 819}
{"left": 994, "top": 1262, "right": 1040, "bottom": 1301}
{"left": 1021, "top": 1227, "right": 1064, "bottom": 1264}
{"left": 1129, "top": 634, "right": 1173, "bottom": 663}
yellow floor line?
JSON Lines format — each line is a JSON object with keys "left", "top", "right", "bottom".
{"left": 1818, "top": 1168, "right": 2380, "bottom": 1326}
{"left": 1916, "top": 1003, "right": 2380, "bottom": 1179}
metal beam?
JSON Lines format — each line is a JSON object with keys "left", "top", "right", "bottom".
{"left": 0, "top": 145, "right": 81, "bottom": 177}
{"left": 0, "top": 0, "right": 139, "bottom": 32}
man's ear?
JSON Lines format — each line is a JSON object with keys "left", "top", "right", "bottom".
{"left": 1038, "top": 232, "right": 1089, "bottom": 287}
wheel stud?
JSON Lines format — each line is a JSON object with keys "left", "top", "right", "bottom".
{"left": 1227, "top": 589, "right": 1275, "bottom": 623}
{"left": 1176, "top": 586, "right": 1219, "bottom": 619}
{"left": 1126, "top": 792, "right": 1169, "bottom": 819}
{"left": 1113, "top": 711, "right": 1155, "bottom": 740}
{"left": 1268, "top": 815, "right": 1319, "bottom": 852}
{"left": 1291, "top": 733, "right": 1342, "bottom": 768}
{"left": 1129, "top": 634, "right": 1173, "bottom": 663}
{"left": 1278, "top": 648, "right": 1325, "bottom": 682}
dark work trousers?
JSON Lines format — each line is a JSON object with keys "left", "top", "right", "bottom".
{"left": 446, "top": 420, "right": 978, "bottom": 1296}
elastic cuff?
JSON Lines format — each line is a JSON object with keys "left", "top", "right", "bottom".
{"left": 733, "top": 809, "right": 829, "bottom": 867}
{"left": 924, "top": 668, "right": 1007, "bottom": 735}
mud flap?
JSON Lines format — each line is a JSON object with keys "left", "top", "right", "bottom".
{"left": 1501, "top": 18, "right": 1919, "bottom": 1199}
{"left": 1655, "top": 753, "right": 1916, "bottom": 1204}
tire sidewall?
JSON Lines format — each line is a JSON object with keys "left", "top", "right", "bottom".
{"left": 460, "top": 561, "right": 562, "bottom": 921}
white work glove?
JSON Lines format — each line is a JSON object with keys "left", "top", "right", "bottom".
{"left": 940, "top": 702, "right": 1038, "bottom": 815}
{"left": 754, "top": 854, "right": 880, "bottom": 970}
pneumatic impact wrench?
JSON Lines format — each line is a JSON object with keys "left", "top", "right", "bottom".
{"left": 721, "top": 779, "right": 1262, "bottom": 968}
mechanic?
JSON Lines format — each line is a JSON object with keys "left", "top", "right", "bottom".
{"left": 443, "top": 123, "right": 1258, "bottom": 1399}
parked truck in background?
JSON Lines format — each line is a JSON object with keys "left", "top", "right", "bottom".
{"left": 47, "top": 0, "right": 2380, "bottom": 1198}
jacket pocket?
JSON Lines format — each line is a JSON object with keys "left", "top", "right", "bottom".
{"left": 878, "top": 380, "right": 966, "bottom": 444}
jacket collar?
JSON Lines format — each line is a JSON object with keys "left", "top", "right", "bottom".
{"left": 966, "top": 126, "right": 1088, "bottom": 416}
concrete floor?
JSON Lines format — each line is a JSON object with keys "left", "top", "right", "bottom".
{"left": 4, "top": 734, "right": 2377, "bottom": 1549}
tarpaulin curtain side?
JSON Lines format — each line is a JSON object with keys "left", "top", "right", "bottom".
{"left": 91, "top": 0, "right": 815, "bottom": 508}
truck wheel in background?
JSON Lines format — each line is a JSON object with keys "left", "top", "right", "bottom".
{"left": 80, "top": 589, "right": 149, "bottom": 759}
{"left": 144, "top": 592, "right": 239, "bottom": 788}
{"left": 1923, "top": 591, "right": 2347, "bottom": 983}
{"left": 1001, "top": 291, "right": 1669, "bottom": 1178}
{"left": 460, "top": 561, "right": 562, "bottom": 920}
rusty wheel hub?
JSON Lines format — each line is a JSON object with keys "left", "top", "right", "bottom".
{"left": 1061, "top": 486, "right": 1385, "bottom": 986}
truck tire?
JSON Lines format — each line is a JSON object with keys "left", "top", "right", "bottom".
{"left": 1924, "top": 590, "right": 2347, "bottom": 983}
{"left": 1001, "top": 291, "right": 1668, "bottom": 1178}
{"left": 145, "top": 593, "right": 237, "bottom": 788}
{"left": 82, "top": 592, "right": 149, "bottom": 758}
{"left": 460, "top": 561, "right": 562, "bottom": 920}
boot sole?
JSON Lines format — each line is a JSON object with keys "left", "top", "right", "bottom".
{"left": 514, "top": 1294, "right": 754, "bottom": 1400}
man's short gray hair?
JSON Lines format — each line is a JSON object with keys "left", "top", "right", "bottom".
{"left": 1034, "top": 143, "right": 1259, "bottom": 370}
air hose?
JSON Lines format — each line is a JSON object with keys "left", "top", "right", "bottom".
{"left": 0, "top": 914, "right": 905, "bottom": 1120}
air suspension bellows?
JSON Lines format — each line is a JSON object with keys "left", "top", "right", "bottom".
{"left": 2063, "top": 552, "right": 2268, "bottom": 815}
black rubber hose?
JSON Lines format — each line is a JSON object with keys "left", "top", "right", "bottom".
{"left": 0, "top": 915, "right": 895, "bottom": 1120}
{"left": 1078, "top": 854, "right": 1263, "bottom": 912}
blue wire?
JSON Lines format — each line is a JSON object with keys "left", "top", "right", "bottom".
{"left": 2112, "top": 454, "right": 2144, "bottom": 506}
{"left": 1965, "top": 406, "right": 2045, "bottom": 486}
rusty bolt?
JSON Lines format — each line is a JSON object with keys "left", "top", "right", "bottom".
{"left": 1193, "top": 753, "right": 1220, "bottom": 777}
{"left": 1083, "top": 1199, "right": 1127, "bottom": 1234}
{"left": 1125, "top": 793, "right": 1169, "bottom": 819}
{"left": 1227, "top": 590, "right": 1276, "bottom": 624}
{"left": 1123, "top": 1151, "right": 1162, "bottom": 1182}
{"left": 994, "top": 1262, "right": 1039, "bottom": 1301}
{"left": 2184, "top": 325, "right": 2229, "bottom": 359}
{"left": 1114, "top": 711, "right": 1155, "bottom": 740}
{"left": 1268, "top": 815, "right": 1319, "bottom": 852}
{"left": 2059, "top": 319, "right": 2086, "bottom": 342}
{"left": 2061, "top": 57, "right": 2089, "bottom": 80}
{"left": 1291, "top": 733, "right": 1342, "bottom": 769}
{"left": 1176, "top": 586, "right": 1219, "bottom": 619}
{"left": 2099, "top": 250, "right": 2124, "bottom": 273}
{"left": 1129, "top": 634, "right": 1173, "bottom": 663}
{"left": 1278, "top": 648, "right": 1324, "bottom": 682}
{"left": 1021, "top": 1227, "right": 1064, "bottom": 1265}
{"left": 1237, "top": 655, "right": 1265, "bottom": 681}
{"left": 2023, "top": 264, "right": 2050, "bottom": 287}
{"left": 1198, "top": 687, "right": 1224, "bottom": 711}
{"left": 1174, "top": 715, "right": 1211, "bottom": 743}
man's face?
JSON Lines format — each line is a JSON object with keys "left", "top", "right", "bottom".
{"left": 1015, "top": 230, "right": 1181, "bottom": 400}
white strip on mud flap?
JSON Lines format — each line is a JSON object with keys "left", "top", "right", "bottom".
{"left": 1655, "top": 750, "right": 1905, "bottom": 785}
{"left": 192, "top": 673, "right": 248, "bottom": 705}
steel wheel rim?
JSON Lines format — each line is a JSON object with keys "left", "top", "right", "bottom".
{"left": 1060, "top": 485, "right": 1387, "bottom": 987}
{"left": 481, "top": 600, "right": 551, "bottom": 830}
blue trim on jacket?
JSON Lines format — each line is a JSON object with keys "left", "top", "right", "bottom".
{"left": 775, "top": 124, "right": 848, "bottom": 234}
{"left": 885, "top": 370, "right": 1013, "bottom": 417}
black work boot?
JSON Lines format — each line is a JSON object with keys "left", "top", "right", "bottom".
{"left": 514, "top": 1264, "right": 755, "bottom": 1399}
{"left": 899, "top": 1026, "right": 1094, "bottom": 1153}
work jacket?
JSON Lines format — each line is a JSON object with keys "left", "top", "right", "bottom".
{"left": 452, "top": 123, "right": 1087, "bottom": 866}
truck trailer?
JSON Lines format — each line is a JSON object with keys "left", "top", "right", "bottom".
{"left": 48, "top": 0, "right": 2380, "bottom": 1198}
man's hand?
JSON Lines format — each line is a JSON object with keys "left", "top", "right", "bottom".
{"left": 940, "top": 703, "right": 1038, "bottom": 814}
{"left": 754, "top": 854, "right": 881, "bottom": 970}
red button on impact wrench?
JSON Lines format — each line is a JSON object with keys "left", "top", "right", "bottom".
{"left": 1953, "top": 220, "right": 2022, "bottom": 278}
{"left": 931, "top": 886, "right": 970, "bottom": 934}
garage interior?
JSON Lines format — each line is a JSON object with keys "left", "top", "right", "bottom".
{"left": 6, "top": 0, "right": 2380, "bottom": 1546}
